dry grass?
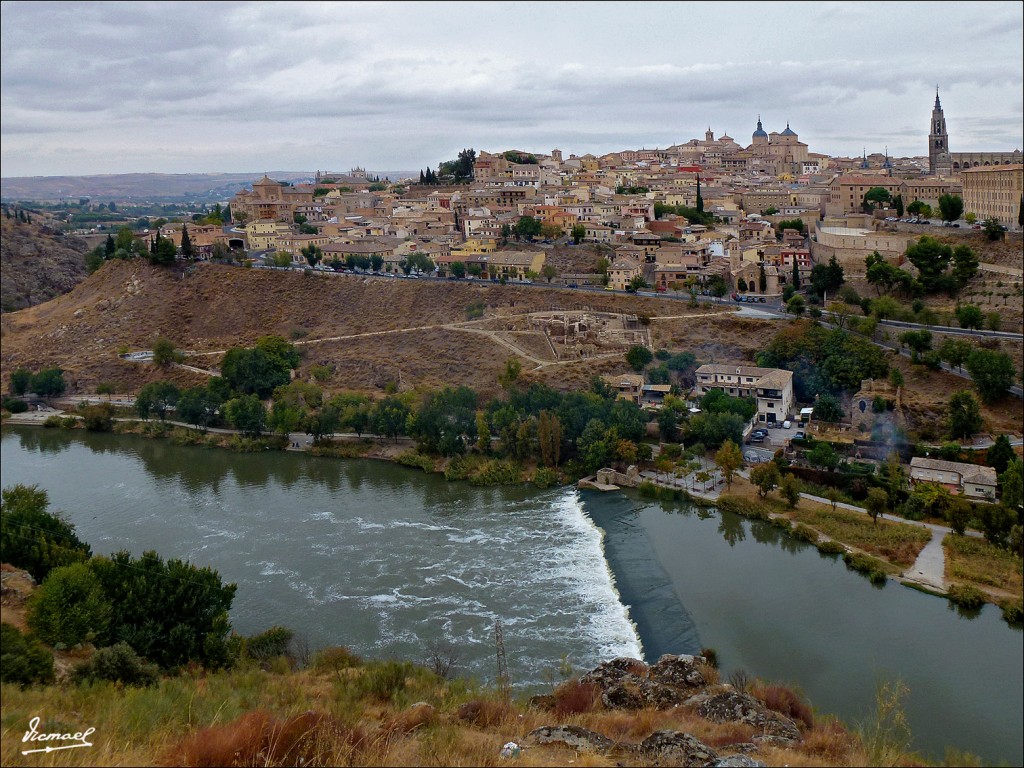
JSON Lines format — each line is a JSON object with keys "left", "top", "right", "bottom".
{"left": 789, "top": 506, "right": 931, "bottom": 568}
{"left": 944, "top": 534, "right": 1024, "bottom": 598}
{"left": 750, "top": 681, "right": 815, "bottom": 729}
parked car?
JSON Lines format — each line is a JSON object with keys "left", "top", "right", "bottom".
{"left": 782, "top": 420, "right": 792, "bottom": 429}
{"left": 793, "top": 431, "right": 806, "bottom": 440}
{"left": 747, "top": 434, "right": 765, "bottom": 444}
{"left": 758, "top": 297, "right": 766, "bottom": 303}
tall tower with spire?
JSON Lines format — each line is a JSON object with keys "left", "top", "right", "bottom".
{"left": 928, "top": 88, "right": 950, "bottom": 174}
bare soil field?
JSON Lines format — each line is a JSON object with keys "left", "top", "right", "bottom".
{"left": 0, "top": 260, "right": 721, "bottom": 398}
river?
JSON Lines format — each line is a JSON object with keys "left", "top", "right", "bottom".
{"left": 2, "top": 425, "right": 1021, "bottom": 764}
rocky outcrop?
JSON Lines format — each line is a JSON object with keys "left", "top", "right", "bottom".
{"left": 637, "top": 730, "right": 719, "bottom": 766}
{"left": 686, "top": 690, "right": 802, "bottom": 745}
{"left": 526, "top": 725, "right": 614, "bottom": 752}
{"left": 579, "top": 654, "right": 709, "bottom": 710}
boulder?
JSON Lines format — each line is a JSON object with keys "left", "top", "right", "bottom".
{"left": 712, "top": 756, "right": 766, "bottom": 767}
{"left": 687, "top": 691, "right": 802, "bottom": 743}
{"left": 579, "top": 655, "right": 699, "bottom": 710}
{"left": 526, "top": 725, "right": 614, "bottom": 753}
{"left": 637, "top": 730, "right": 719, "bottom": 766}
{"left": 650, "top": 654, "right": 708, "bottom": 688}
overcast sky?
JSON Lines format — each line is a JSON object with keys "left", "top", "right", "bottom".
{"left": 2, "top": 1, "right": 1022, "bottom": 178}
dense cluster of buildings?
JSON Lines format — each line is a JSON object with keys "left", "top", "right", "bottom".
{"left": 159, "top": 92, "right": 1020, "bottom": 292}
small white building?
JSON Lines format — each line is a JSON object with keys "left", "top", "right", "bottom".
{"left": 908, "top": 457, "right": 998, "bottom": 500}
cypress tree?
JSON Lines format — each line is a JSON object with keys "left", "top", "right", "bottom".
{"left": 759, "top": 263, "right": 767, "bottom": 293}
{"left": 105, "top": 234, "right": 115, "bottom": 256}
{"left": 792, "top": 258, "right": 800, "bottom": 290}
{"left": 696, "top": 175, "right": 704, "bottom": 214}
{"left": 180, "top": 224, "right": 193, "bottom": 258}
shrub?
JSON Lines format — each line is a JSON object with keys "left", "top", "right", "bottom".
{"left": 72, "top": 642, "right": 160, "bottom": 687}
{"left": 469, "top": 459, "right": 522, "bottom": 486}
{"left": 817, "top": 540, "right": 846, "bottom": 556}
{"left": 244, "top": 625, "right": 295, "bottom": 664}
{"left": 753, "top": 682, "right": 815, "bottom": 729}
{"left": 28, "top": 563, "right": 112, "bottom": 647}
{"left": 396, "top": 450, "right": 436, "bottom": 473}
{"left": 457, "top": 699, "right": 511, "bottom": 727}
{"left": 81, "top": 403, "right": 115, "bottom": 432}
{"left": 946, "top": 584, "right": 985, "bottom": 611}
{"left": 2, "top": 396, "right": 28, "bottom": 413}
{"left": 0, "top": 484, "right": 92, "bottom": 581}
{"left": 357, "top": 660, "right": 413, "bottom": 702}
{"left": 0, "top": 622, "right": 55, "bottom": 686}
{"left": 532, "top": 466, "right": 560, "bottom": 488}
{"left": 791, "top": 523, "right": 819, "bottom": 544}
{"left": 699, "top": 646, "right": 719, "bottom": 668}
{"left": 639, "top": 480, "right": 659, "bottom": 498}
{"left": 313, "top": 646, "right": 363, "bottom": 679}
{"left": 842, "top": 552, "right": 888, "bottom": 585}
{"left": 1000, "top": 599, "right": 1023, "bottom": 625}
{"left": 553, "top": 679, "right": 601, "bottom": 715}
{"left": 443, "top": 454, "right": 476, "bottom": 481}
{"left": 42, "top": 414, "right": 63, "bottom": 428}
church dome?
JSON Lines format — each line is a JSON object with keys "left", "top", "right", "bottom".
{"left": 780, "top": 123, "right": 796, "bottom": 137}
{"left": 752, "top": 117, "right": 768, "bottom": 138}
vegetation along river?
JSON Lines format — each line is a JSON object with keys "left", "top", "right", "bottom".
{"left": 2, "top": 425, "right": 1021, "bottom": 765}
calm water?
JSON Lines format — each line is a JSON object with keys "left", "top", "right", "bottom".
{"left": 2, "top": 426, "right": 1022, "bottom": 764}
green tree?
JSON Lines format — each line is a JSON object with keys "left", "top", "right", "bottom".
{"left": 9, "top": 368, "right": 31, "bottom": 396}
{"left": 85, "top": 245, "right": 106, "bottom": 274}
{"left": 938, "top": 337, "right": 973, "bottom": 372}
{"left": 626, "top": 345, "right": 653, "bottom": 371}
{"left": 791, "top": 258, "right": 801, "bottom": 290}
{"left": 947, "top": 390, "right": 982, "bottom": 439}
{"left": 301, "top": 243, "right": 323, "bottom": 266}
{"left": 750, "top": 462, "right": 781, "bottom": 498}
{"left": 981, "top": 217, "right": 1004, "bottom": 241}
{"left": 864, "top": 487, "right": 888, "bottom": 525}
{"left": 955, "top": 303, "right": 984, "bottom": 330}
{"left": 986, "top": 434, "right": 1015, "bottom": 475}
{"left": 149, "top": 233, "right": 177, "bottom": 265}
{"left": 965, "top": 348, "right": 1015, "bottom": 403}
{"left": 807, "top": 442, "right": 840, "bottom": 470}
{"left": 785, "top": 295, "right": 806, "bottom": 317}
{"left": 373, "top": 397, "right": 410, "bottom": 441}
{"left": 89, "top": 549, "right": 236, "bottom": 669}
{"left": 28, "top": 563, "right": 111, "bottom": 647}
{"left": 998, "top": 459, "right": 1022, "bottom": 514}
{"left": 898, "top": 330, "right": 932, "bottom": 362}
{"left": 410, "top": 386, "right": 478, "bottom": 456}
{"left": 813, "top": 393, "right": 844, "bottom": 423}
{"left": 863, "top": 186, "right": 892, "bottom": 212}
{"left": 450, "top": 261, "right": 467, "bottom": 279}
{"left": 628, "top": 275, "right": 649, "bottom": 292}
{"left": 937, "top": 193, "right": 964, "bottom": 223}
{"left": 946, "top": 246, "right": 978, "bottom": 290}
{"left": 571, "top": 223, "right": 586, "bottom": 244}
{"left": 135, "top": 381, "right": 180, "bottom": 421}
{"left": 115, "top": 226, "right": 135, "bottom": 252}
{"left": 715, "top": 439, "right": 743, "bottom": 488}
{"left": 224, "top": 394, "right": 266, "bottom": 437}
{"left": 541, "top": 264, "right": 558, "bottom": 283}
{"left": 28, "top": 368, "right": 66, "bottom": 399}
{"left": 537, "top": 410, "right": 563, "bottom": 467}
{"left": 176, "top": 386, "right": 221, "bottom": 431}
{"left": 180, "top": 224, "right": 193, "bottom": 258}
{"left": 758, "top": 263, "right": 767, "bottom": 293}
{"left": 221, "top": 346, "right": 292, "bottom": 399}
{"left": 0, "top": 484, "right": 91, "bottom": 582}
{"left": 780, "top": 473, "right": 802, "bottom": 508}
{"left": 905, "top": 236, "right": 952, "bottom": 293}
{"left": 0, "top": 623, "right": 55, "bottom": 686}
{"left": 514, "top": 215, "right": 542, "bottom": 241}
{"left": 893, "top": 194, "right": 904, "bottom": 217}
{"left": 152, "top": 336, "right": 181, "bottom": 367}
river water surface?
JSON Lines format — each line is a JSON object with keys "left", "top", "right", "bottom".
{"left": 2, "top": 426, "right": 1021, "bottom": 765}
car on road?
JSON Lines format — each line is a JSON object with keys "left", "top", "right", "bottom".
{"left": 744, "top": 452, "right": 762, "bottom": 463}
{"left": 793, "top": 431, "right": 806, "bottom": 440}
{"left": 747, "top": 433, "right": 765, "bottom": 444}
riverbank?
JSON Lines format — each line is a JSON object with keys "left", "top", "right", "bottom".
{"left": 580, "top": 486, "right": 1024, "bottom": 765}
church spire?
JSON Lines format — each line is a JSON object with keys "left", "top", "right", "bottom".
{"left": 935, "top": 86, "right": 941, "bottom": 108}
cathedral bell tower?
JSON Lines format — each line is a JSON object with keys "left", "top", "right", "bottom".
{"left": 929, "top": 88, "right": 951, "bottom": 175}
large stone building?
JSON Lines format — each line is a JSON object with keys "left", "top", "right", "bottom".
{"left": 961, "top": 165, "right": 1024, "bottom": 229}
{"left": 928, "top": 90, "right": 1023, "bottom": 174}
